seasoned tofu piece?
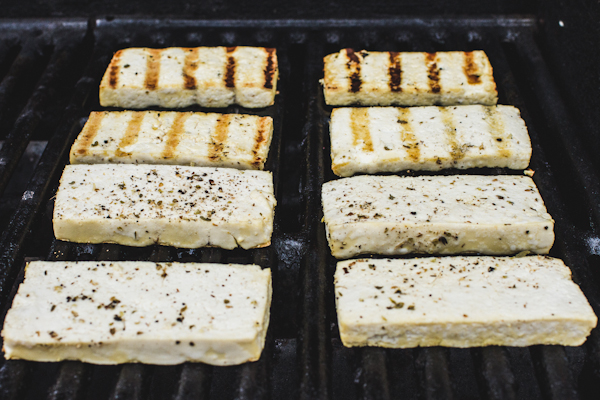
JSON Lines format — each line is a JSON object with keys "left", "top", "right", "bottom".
{"left": 323, "top": 49, "right": 497, "bottom": 106}
{"left": 70, "top": 111, "right": 273, "bottom": 170}
{"left": 330, "top": 105, "right": 531, "bottom": 177}
{"left": 335, "top": 256, "right": 597, "bottom": 348}
{"left": 322, "top": 175, "right": 554, "bottom": 258}
{"left": 53, "top": 164, "right": 276, "bottom": 249}
{"left": 2, "top": 261, "right": 272, "bottom": 365}
{"left": 100, "top": 46, "right": 278, "bottom": 108}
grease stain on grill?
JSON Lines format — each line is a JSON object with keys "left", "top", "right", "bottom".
{"left": 252, "top": 118, "right": 270, "bottom": 167}
{"left": 115, "top": 113, "right": 145, "bottom": 158}
{"left": 144, "top": 49, "right": 161, "bottom": 90}
{"left": 440, "top": 107, "right": 465, "bottom": 161}
{"left": 162, "top": 113, "right": 191, "bottom": 160}
{"left": 484, "top": 106, "right": 510, "bottom": 158}
{"left": 108, "top": 50, "right": 122, "bottom": 89}
{"left": 351, "top": 108, "right": 373, "bottom": 152}
{"left": 345, "top": 48, "right": 362, "bottom": 93}
{"left": 183, "top": 48, "right": 199, "bottom": 90}
{"left": 389, "top": 51, "right": 403, "bottom": 92}
{"left": 76, "top": 112, "right": 105, "bottom": 156}
{"left": 397, "top": 108, "right": 420, "bottom": 161}
{"left": 264, "top": 48, "right": 276, "bottom": 89}
{"left": 225, "top": 47, "right": 237, "bottom": 88}
{"left": 426, "top": 52, "right": 441, "bottom": 94}
{"left": 209, "top": 114, "right": 232, "bottom": 161}
{"left": 463, "top": 51, "right": 481, "bottom": 84}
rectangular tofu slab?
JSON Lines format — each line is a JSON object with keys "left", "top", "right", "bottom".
{"left": 322, "top": 175, "right": 554, "bottom": 258}
{"left": 335, "top": 256, "right": 597, "bottom": 348}
{"left": 53, "top": 164, "right": 276, "bottom": 249}
{"left": 100, "top": 46, "right": 278, "bottom": 108}
{"left": 70, "top": 111, "right": 273, "bottom": 170}
{"left": 2, "top": 261, "right": 272, "bottom": 365}
{"left": 330, "top": 105, "right": 531, "bottom": 177}
{"left": 323, "top": 49, "right": 497, "bottom": 106}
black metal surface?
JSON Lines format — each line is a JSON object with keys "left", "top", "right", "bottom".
{"left": 0, "top": 16, "right": 599, "bottom": 400}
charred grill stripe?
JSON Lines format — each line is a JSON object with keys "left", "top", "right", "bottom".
{"left": 252, "top": 117, "right": 270, "bottom": 168}
{"left": 426, "top": 52, "right": 441, "bottom": 94}
{"left": 389, "top": 52, "right": 402, "bottom": 92}
{"left": 144, "top": 49, "right": 162, "bottom": 90}
{"left": 115, "top": 113, "right": 145, "bottom": 158}
{"left": 264, "top": 48, "right": 276, "bottom": 90}
{"left": 76, "top": 112, "right": 105, "bottom": 155}
{"left": 108, "top": 50, "right": 122, "bottom": 89}
{"left": 484, "top": 106, "right": 510, "bottom": 158}
{"left": 183, "top": 48, "right": 199, "bottom": 90}
{"left": 162, "top": 113, "right": 191, "bottom": 160}
{"left": 397, "top": 108, "right": 420, "bottom": 162}
{"left": 464, "top": 51, "right": 482, "bottom": 84}
{"left": 351, "top": 108, "right": 373, "bottom": 152}
{"left": 225, "top": 47, "right": 237, "bottom": 88}
{"left": 209, "top": 114, "right": 232, "bottom": 161}
{"left": 439, "top": 107, "right": 465, "bottom": 162}
{"left": 345, "top": 48, "right": 362, "bottom": 93}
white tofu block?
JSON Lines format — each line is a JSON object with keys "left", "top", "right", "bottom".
{"left": 322, "top": 175, "right": 554, "bottom": 258}
{"left": 2, "top": 261, "right": 272, "bottom": 365}
{"left": 70, "top": 111, "right": 273, "bottom": 170}
{"left": 323, "top": 49, "right": 497, "bottom": 106}
{"left": 99, "top": 46, "right": 278, "bottom": 108}
{"left": 330, "top": 105, "right": 531, "bottom": 177}
{"left": 335, "top": 256, "right": 597, "bottom": 348}
{"left": 53, "top": 164, "right": 276, "bottom": 249}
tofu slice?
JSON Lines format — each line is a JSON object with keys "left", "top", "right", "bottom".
{"left": 70, "top": 111, "right": 273, "bottom": 170}
{"left": 322, "top": 175, "right": 554, "bottom": 258}
{"left": 330, "top": 105, "right": 531, "bottom": 177}
{"left": 323, "top": 49, "right": 497, "bottom": 106}
{"left": 53, "top": 164, "right": 276, "bottom": 249}
{"left": 99, "top": 46, "right": 278, "bottom": 109}
{"left": 2, "top": 261, "right": 271, "bottom": 365}
{"left": 335, "top": 256, "right": 597, "bottom": 348}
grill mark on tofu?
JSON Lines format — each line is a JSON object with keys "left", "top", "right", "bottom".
{"left": 209, "top": 114, "right": 232, "bottom": 161}
{"left": 388, "top": 52, "right": 402, "bottom": 92}
{"left": 397, "top": 108, "right": 420, "bottom": 162}
{"left": 439, "top": 107, "right": 465, "bottom": 162}
{"left": 183, "top": 48, "right": 199, "bottom": 90}
{"left": 426, "top": 52, "right": 441, "bottom": 94}
{"left": 144, "top": 49, "right": 162, "bottom": 91}
{"left": 264, "top": 48, "right": 276, "bottom": 89}
{"left": 75, "top": 112, "right": 105, "bottom": 156}
{"left": 252, "top": 117, "right": 270, "bottom": 168}
{"left": 351, "top": 108, "right": 373, "bottom": 152}
{"left": 225, "top": 47, "right": 237, "bottom": 88}
{"left": 115, "top": 113, "right": 145, "bottom": 157}
{"left": 162, "top": 113, "right": 192, "bottom": 160}
{"left": 108, "top": 50, "right": 123, "bottom": 89}
{"left": 485, "top": 106, "right": 510, "bottom": 158}
{"left": 345, "top": 49, "right": 362, "bottom": 93}
{"left": 464, "top": 51, "right": 482, "bottom": 84}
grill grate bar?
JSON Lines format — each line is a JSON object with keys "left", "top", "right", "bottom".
{"left": 531, "top": 346, "right": 579, "bottom": 400}
{"left": 358, "top": 348, "right": 391, "bottom": 400}
{"left": 474, "top": 347, "right": 517, "bottom": 400}
{"left": 416, "top": 348, "right": 454, "bottom": 400}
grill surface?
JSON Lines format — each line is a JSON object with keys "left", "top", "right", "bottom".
{"left": 0, "top": 17, "right": 599, "bottom": 400}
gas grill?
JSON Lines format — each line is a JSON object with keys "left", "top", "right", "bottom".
{"left": 0, "top": 10, "right": 599, "bottom": 400}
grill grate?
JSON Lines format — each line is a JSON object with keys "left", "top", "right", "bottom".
{"left": 0, "top": 16, "right": 599, "bottom": 400}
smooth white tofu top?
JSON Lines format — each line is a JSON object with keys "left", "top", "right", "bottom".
{"left": 2, "top": 262, "right": 272, "bottom": 365}
{"left": 70, "top": 111, "right": 273, "bottom": 170}
{"left": 330, "top": 105, "right": 531, "bottom": 176}
{"left": 334, "top": 256, "right": 597, "bottom": 347}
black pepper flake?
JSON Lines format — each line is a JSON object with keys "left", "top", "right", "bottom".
{"left": 488, "top": 267, "right": 495, "bottom": 272}
{"left": 110, "top": 328, "right": 116, "bottom": 335}
{"left": 114, "top": 315, "right": 122, "bottom": 321}
{"left": 189, "top": 342, "right": 195, "bottom": 346}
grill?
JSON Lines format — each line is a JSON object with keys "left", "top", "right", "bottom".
{"left": 0, "top": 15, "right": 599, "bottom": 400}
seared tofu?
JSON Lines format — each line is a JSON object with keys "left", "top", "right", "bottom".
{"left": 335, "top": 256, "right": 597, "bottom": 348}
{"left": 323, "top": 49, "right": 497, "bottom": 106}
{"left": 100, "top": 46, "right": 278, "bottom": 108}
{"left": 70, "top": 111, "right": 273, "bottom": 170}
{"left": 53, "top": 164, "right": 276, "bottom": 249}
{"left": 2, "top": 261, "right": 271, "bottom": 366}
{"left": 330, "top": 105, "right": 531, "bottom": 177}
{"left": 322, "top": 175, "right": 554, "bottom": 258}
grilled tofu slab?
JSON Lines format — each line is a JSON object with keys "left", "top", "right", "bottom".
{"left": 53, "top": 165, "right": 276, "bottom": 249}
{"left": 70, "top": 111, "right": 273, "bottom": 169}
{"left": 334, "top": 256, "right": 597, "bottom": 348}
{"left": 2, "top": 261, "right": 272, "bottom": 365}
{"left": 330, "top": 105, "right": 531, "bottom": 177}
{"left": 100, "top": 46, "right": 278, "bottom": 109}
{"left": 323, "top": 49, "right": 497, "bottom": 106}
{"left": 322, "top": 175, "right": 554, "bottom": 258}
